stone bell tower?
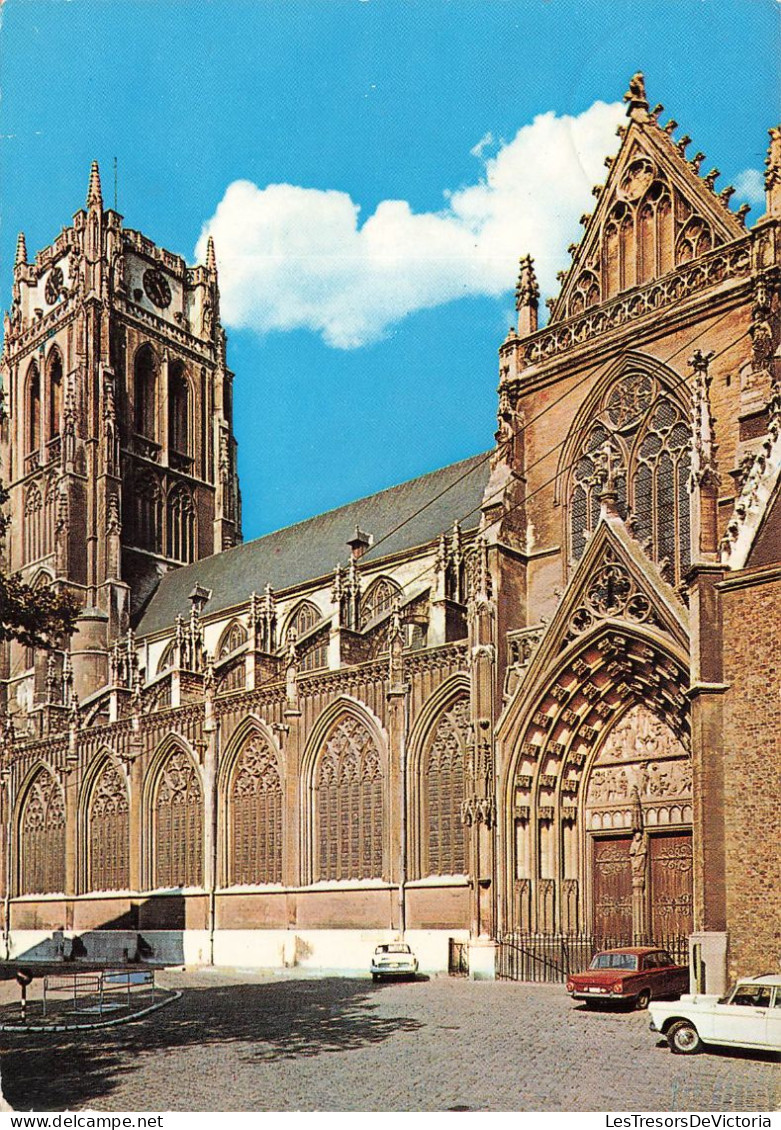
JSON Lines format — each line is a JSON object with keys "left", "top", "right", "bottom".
{"left": 0, "top": 162, "right": 241, "bottom": 707}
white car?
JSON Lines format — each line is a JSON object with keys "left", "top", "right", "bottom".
{"left": 649, "top": 973, "right": 781, "bottom": 1054}
{"left": 371, "top": 942, "right": 419, "bottom": 982}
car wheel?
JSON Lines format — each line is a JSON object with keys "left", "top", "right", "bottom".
{"left": 371, "top": 972, "right": 379, "bottom": 982}
{"left": 584, "top": 999, "right": 600, "bottom": 1010}
{"left": 635, "top": 989, "right": 651, "bottom": 1010}
{"left": 667, "top": 1020, "right": 702, "bottom": 1055}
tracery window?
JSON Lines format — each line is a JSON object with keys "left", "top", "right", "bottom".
{"left": 133, "top": 471, "right": 163, "bottom": 553}
{"left": 217, "top": 620, "right": 247, "bottom": 659}
{"left": 26, "top": 362, "right": 41, "bottom": 454}
{"left": 18, "top": 766, "right": 65, "bottom": 895}
{"left": 87, "top": 760, "right": 130, "bottom": 892}
{"left": 422, "top": 697, "right": 469, "bottom": 876}
{"left": 43, "top": 473, "right": 56, "bottom": 557}
{"left": 314, "top": 716, "right": 384, "bottom": 881}
{"left": 567, "top": 371, "right": 691, "bottom": 585}
{"left": 228, "top": 732, "right": 283, "bottom": 885}
{"left": 166, "top": 484, "right": 194, "bottom": 562}
{"left": 168, "top": 362, "right": 190, "bottom": 455}
{"left": 152, "top": 748, "right": 203, "bottom": 889}
{"left": 48, "top": 351, "right": 63, "bottom": 439}
{"left": 286, "top": 601, "right": 327, "bottom": 672}
{"left": 156, "top": 639, "right": 175, "bottom": 676}
{"left": 134, "top": 345, "right": 158, "bottom": 439}
{"left": 361, "top": 576, "right": 401, "bottom": 627}
{"left": 24, "top": 484, "right": 44, "bottom": 563}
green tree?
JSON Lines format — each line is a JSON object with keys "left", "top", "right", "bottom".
{"left": 0, "top": 482, "right": 80, "bottom": 649}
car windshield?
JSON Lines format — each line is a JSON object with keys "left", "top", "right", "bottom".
{"left": 590, "top": 953, "right": 638, "bottom": 971}
{"left": 375, "top": 944, "right": 411, "bottom": 955}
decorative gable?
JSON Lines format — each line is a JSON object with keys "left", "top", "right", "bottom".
{"left": 551, "top": 74, "right": 748, "bottom": 323}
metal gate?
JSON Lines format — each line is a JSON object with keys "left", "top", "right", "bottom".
{"left": 496, "top": 932, "right": 689, "bottom": 983}
{"left": 448, "top": 938, "right": 469, "bottom": 977}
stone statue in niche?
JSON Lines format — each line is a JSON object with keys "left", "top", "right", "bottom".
{"left": 630, "top": 831, "right": 648, "bottom": 889}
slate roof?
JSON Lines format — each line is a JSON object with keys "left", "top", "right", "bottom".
{"left": 135, "top": 451, "right": 492, "bottom": 637}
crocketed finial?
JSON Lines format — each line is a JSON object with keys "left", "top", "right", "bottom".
{"left": 14, "top": 231, "right": 27, "bottom": 268}
{"left": 87, "top": 160, "right": 103, "bottom": 209}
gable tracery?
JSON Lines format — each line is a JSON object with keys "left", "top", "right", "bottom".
{"left": 567, "top": 369, "right": 691, "bottom": 585}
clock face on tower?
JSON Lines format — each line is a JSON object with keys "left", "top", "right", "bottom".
{"left": 142, "top": 267, "right": 172, "bottom": 309}
{"left": 44, "top": 266, "right": 64, "bottom": 306}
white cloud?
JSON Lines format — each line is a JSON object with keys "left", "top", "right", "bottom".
{"left": 732, "top": 168, "right": 765, "bottom": 207}
{"left": 196, "top": 100, "right": 625, "bottom": 349}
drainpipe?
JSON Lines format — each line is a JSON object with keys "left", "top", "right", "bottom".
{"left": 399, "top": 684, "right": 410, "bottom": 938}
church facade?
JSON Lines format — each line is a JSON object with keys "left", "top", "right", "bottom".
{"left": 1, "top": 78, "right": 778, "bottom": 988}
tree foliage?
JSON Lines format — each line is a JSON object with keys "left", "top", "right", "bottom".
{"left": 0, "top": 481, "right": 80, "bottom": 649}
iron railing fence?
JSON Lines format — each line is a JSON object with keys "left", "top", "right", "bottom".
{"left": 496, "top": 932, "right": 690, "bottom": 983}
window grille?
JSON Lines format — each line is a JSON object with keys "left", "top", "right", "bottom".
{"left": 228, "top": 734, "right": 283, "bottom": 885}
{"left": 423, "top": 697, "right": 469, "bottom": 876}
{"left": 153, "top": 749, "right": 203, "bottom": 889}
{"left": 19, "top": 767, "right": 65, "bottom": 895}
{"left": 315, "top": 717, "right": 384, "bottom": 881}
{"left": 87, "top": 761, "right": 130, "bottom": 892}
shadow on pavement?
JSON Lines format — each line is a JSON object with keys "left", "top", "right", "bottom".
{"left": 1, "top": 977, "right": 423, "bottom": 1111}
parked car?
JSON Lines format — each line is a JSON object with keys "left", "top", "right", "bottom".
{"left": 566, "top": 947, "right": 690, "bottom": 1010}
{"left": 371, "top": 942, "right": 419, "bottom": 981}
{"left": 649, "top": 973, "right": 781, "bottom": 1054}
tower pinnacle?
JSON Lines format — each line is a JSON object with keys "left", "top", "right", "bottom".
{"left": 14, "top": 231, "right": 27, "bottom": 268}
{"left": 206, "top": 235, "right": 217, "bottom": 273}
{"left": 87, "top": 160, "right": 103, "bottom": 209}
{"left": 515, "top": 254, "right": 539, "bottom": 336}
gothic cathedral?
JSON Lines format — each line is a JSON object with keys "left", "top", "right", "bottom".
{"left": 1, "top": 78, "right": 778, "bottom": 990}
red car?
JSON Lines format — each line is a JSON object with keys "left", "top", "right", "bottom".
{"left": 566, "top": 947, "right": 690, "bottom": 1010}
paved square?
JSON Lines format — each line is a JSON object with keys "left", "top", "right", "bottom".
{"left": 2, "top": 971, "right": 778, "bottom": 1112}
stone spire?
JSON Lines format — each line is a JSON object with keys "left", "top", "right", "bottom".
{"left": 206, "top": 234, "right": 217, "bottom": 273}
{"left": 764, "top": 126, "right": 781, "bottom": 220}
{"left": 87, "top": 160, "right": 103, "bottom": 209}
{"left": 515, "top": 255, "right": 539, "bottom": 336}
{"left": 14, "top": 231, "right": 27, "bottom": 268}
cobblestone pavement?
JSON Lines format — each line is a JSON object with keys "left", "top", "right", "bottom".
{"left": 1, "top": 970, "right": 778, "bottom": 1112}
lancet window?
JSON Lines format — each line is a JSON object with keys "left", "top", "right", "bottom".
{"left": 87, "top": 761, "right": 130, "bottom": 892}
{"left": 567, "top": 371, "right": 691, "bottom": 585}
{"left": 286, "top": 601, "right": 327, "bottom": 672}
{"left": 48, "top": 351, "right": 63, "bottom": 439}
{"left": 26, "top": 362, "right": 41, "bottom": 454}
{"left": 228, "top": 732, "right": 283, "bottom": 885}
{"left": 134, "top": 345, "right": 158, "bottom": 439}
{"left": 421, "top": 697, "right": 469, "bottom": 876}
{"left": 314, "top": 716, "right": 384, "bottom": 881}
{"left": 152, "top": 748, "right": 203, "bottom": 889}
{"left": 18, "top": 767, "right": 66, "bottom": 895}
{"left": 168, "top": 362, "right": 190, "bottom": 455}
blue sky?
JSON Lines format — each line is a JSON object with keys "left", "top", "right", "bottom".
{"left": 1, "top": 0, "right": 778, "bottom": 540}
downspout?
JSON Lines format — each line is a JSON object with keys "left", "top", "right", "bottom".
{"left": 399, "top": 683, "right": 410, "bottom": 937}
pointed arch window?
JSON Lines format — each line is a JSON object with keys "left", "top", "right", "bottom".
{"left": 421, "top": 697, "right": 469, "bottom": 876}
{"left": 314, "top": 716, "right": 384, "bottom": 881}
{"left": 156, "top": 639, "right": 175, "bottom": 676}
{"left": 18, "top": 766, "right": 65, "bottom": 895}
{"left": 166, "top": 484, "right": 194, "bottom": 562}
{"left": 286, "top": 600, "right": 327, "bottom": 671}
{"left": 227, "top": 732, "right": 283, "bottom": 885}
{"left": 48, "top": 351, "right": 63, "bottom": 439}
{"left": 361, "top": 576, "right": 401, "bottom": 627}
{"left": 87, "top": 761, "right": 130, "bottom": 892}
{"left": 24, "top": 484, "right": 44, "bottom": 563}
{"left": 566, "top": 370, "right": 691, "bottom": 585}
{"left": 152, "top": 747, "right": 203, "bottom": 889}
{"left": 217, "top": 620, "right": 248, "bottom": 659}
{"left": 26, "top": 362, "right": 41, "bottom": 455}
{"left": 134, "top": 345, "right": 158, "bottom": 439}
{"left": 133, "top": 471, "right": 162, "bottom": 553}
{"left": 168, "top": 361, "right": 190, "bottom": 456}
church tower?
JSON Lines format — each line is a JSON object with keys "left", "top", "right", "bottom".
{"left": 0, "top": 162, "right": 241, "bottom": 708}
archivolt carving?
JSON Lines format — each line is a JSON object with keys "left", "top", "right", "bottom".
{"left": 596, "top": 705, "right": 687, "bottom": 764}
